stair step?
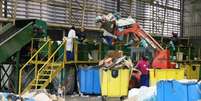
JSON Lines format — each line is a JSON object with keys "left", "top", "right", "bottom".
{"left": 30, "top": 61, "right": 63, "bottom": 66}
{"left": 41, "top": 70, "right": 55, "bottom": 74}
{"left": 38, "top": 79, "right": 48, "bottom": 81}
{"left": 31, "top": 84, "right": 44, "bottom": 86}
{"left": 44, "top": 69, "right": 55, "bottom": 72}
{"left": 38, "top": 74, "right": 51, "bottom": 76}
{"left": 43, "top": 69, "right": 56, "bottom": 72}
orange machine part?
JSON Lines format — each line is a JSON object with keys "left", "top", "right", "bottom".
{"left": 115, "top": 23, "right": 164, "bottom": 51}
{"left": 114, "top": 22, "right": 172, "bottom": 69}
{"left": 152, "top": 49, "right": 172, "bottom": 69}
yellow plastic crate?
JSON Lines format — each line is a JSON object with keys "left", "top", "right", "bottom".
{"left": 100, "top": 68, "right": 130, "bottom": 97}
{"left": 179, "top": 63, "right": 185, "bottom": 69}
{"left": 185, "top": 64, "right": 200, "bottom": 79}
{"left": 149, "top": 69, "right": 184, "bottom": 86}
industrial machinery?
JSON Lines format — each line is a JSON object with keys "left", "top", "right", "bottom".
{"left": 96, "top": 13, "right": 171, "bottom": 69}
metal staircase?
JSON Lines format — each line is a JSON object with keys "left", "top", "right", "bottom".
{"left": 18, "top": 39, "right": 66, "bottom": 95}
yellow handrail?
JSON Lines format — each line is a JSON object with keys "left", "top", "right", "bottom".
{"left": 34, "top": 41, "right": 65, "bottom": 89}
{"left": 37, "top": 41, "right": 65, "bottom": 74}
{"left": 31, "top": 38, "right": 47, "bottom": 57}
{"left": 18, "top": 39, "right": 50, "bottom": 94}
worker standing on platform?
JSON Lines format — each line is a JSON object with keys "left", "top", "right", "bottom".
{"left": 136, "top": 56, "right": 150, "bottom": 87}
{"left": 167, "top": 32, "right": 177, "bottom": 60}
{"left": 65, "top": 26, "right": 77, "bottom": 60}
{"left": 77, "top": 27, "right": 86, "bottom": 43}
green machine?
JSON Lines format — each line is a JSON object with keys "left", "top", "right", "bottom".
{"left": 0, "top": 19, "right": 47, "bottom": 93}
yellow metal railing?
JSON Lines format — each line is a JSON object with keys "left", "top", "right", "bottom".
{"left": 37, "top": 41, "right": 65, "bottom": 75}
{"left": 35, "top": 41, "right": 66, "bottom": 88}
{"left": 19, "top": 39, "right": 66, "bottom": 95}
{"left": 19, "top": 37, "right": 103, "bottom": 94}
{"left": 18, "top": 39, "right": 50, "bottom": 94}
{"left": 30, "top": 38, "right": 50, "bottom": 57}
{"left": 71, "top": 39, "right": 102, "bottom": 63}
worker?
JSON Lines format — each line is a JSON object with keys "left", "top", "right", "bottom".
{"left": 77, "top": 27, "right": 86, "bottom": 43}
{"left": 65, "top": 26, "right": 78, "bottom": 60}
{"left": 167, "top": 32, "right": 177, "bottom": 60}
{"left": 167, "top": 39, "right": 176, "bottom": 60}
{"left": 136, "top": 56, "right": 150, "bottom": 87}
{"left": 101, "top": 29, "right": 115, "bottom": 45}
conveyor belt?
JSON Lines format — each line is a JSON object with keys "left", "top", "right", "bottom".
{"left": 0, "top": 22, "right": 34, "bottom": 63}
{"left": 0, "top": 27, "right": 19, "bottom": 44}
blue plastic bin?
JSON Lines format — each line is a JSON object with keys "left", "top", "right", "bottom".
{"left": 78, "top": 66, "right": 101, "bottom": 94}
{"left": 187, "top": 82, "right": 201, "bottom": 101}
{"left": 157, "top": 80, "right": 201, "bottom": 101}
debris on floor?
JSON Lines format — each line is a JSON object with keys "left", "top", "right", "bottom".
{"left": 0, "top": 92, "right": 34, "bottom": 101}
{"left": 22, "top": 89, "right": 65, "bottom": 101}
{"left": 124, "top": 86, "right": 156, "bottom": 101}
{"left": 0, "top": 89, "right": 65, "bottom": 101}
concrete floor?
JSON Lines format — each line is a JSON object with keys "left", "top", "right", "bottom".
{"left": 65, "top": 95, "right": 122, "bottom": 101}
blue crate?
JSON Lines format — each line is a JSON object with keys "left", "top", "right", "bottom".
{"left": 77, "top": 66, "right": 101, "bottom": 94}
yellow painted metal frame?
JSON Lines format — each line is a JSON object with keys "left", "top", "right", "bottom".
{"left": 35, "top": 41, "right": 66, "bottom": 89}
{"left": 31, "top": 38, "right": 49, "bottom": 57}
{"left": 71, "top": 38, "right": 102, "bottom": 64}
{"left": 18, "top": 39, "right": 50, "bottom": 94}
{"left": 37, "top": 41, "right": 65, "bottom": 76}
{"left": 19, "top": 38, "right": 66, "bottom": 95}
{"left": 19, "top": 37, "right": 103, "bottom": 94}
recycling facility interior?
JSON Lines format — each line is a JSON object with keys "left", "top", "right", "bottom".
{"left": 0, "top": 0, "right": 201, "bottom": 101}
